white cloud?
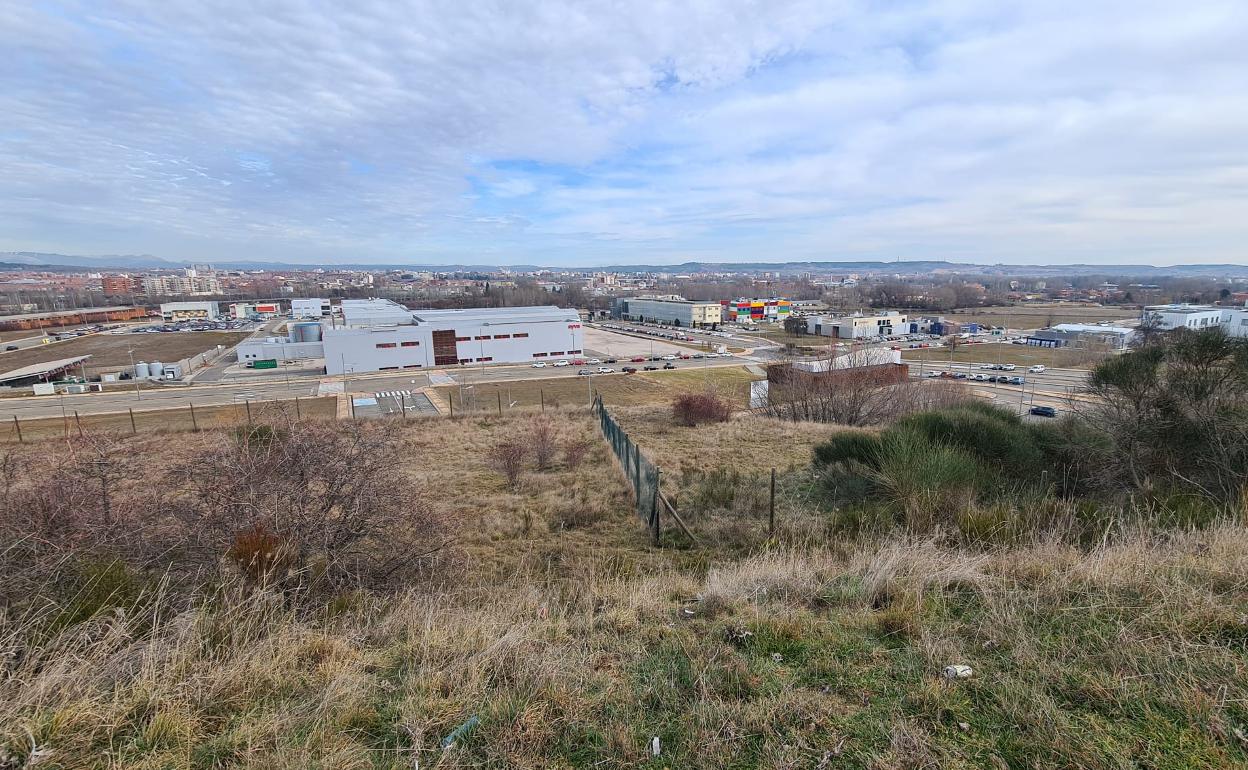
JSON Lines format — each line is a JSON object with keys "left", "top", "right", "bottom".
{"left": 0, "top": 0, "right": 1245, "bottom": 264}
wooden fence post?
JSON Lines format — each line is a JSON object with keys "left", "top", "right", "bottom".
{"left": 189, "top": 402, "right": 198, "bottom": 431}
{"left": 652, "top": 466, "right": 662, "bottom": 547}
{"left": 497, "top": 391, "right": 502, "bottom": 416}
{"left": 769, "top": 468, "right": 776, "bottom": 538}
{"left": 245, "top": 399, "right": 252, "bottom": 424}
{"left": 295, "top": 396, "right": 301, "bottom": 419}
{"left": 540, "top": 389, "right": 545, "bottom": 412}
{"left": 128, "top": 408, "right": 136, "bottom": 434}
{"left": 12, "top": 415, "right": 22, "bottom": 444}
{"left": 400, "top": 393, "right": 406, "bottom": 420}
{"left": 74, "top": 410, "right": 83, "bottom": 438}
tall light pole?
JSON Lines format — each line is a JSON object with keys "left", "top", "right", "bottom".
{"left": 127, "top": 348, "right": 141, "bottom": 401}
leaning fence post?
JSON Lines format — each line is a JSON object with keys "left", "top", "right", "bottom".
{"left": 128, "top": 408, "right": 136, "bottom": 434}
{"left": 74, "top": 410, "right": 83, "bottom": 438}
{"left": 245, "top": 399, "right": 252, "bottom": 424}
{"left": 294, "top": 396, "right": 301, "bottom": 419}
{"left": 189, "top": 402, "right": 198, "bottom": 431}
{"left": 12, "top": 415, "right": 22, "bottom": 443}
{"left": 769, "top": 467, "right": 776, "bottom": 538}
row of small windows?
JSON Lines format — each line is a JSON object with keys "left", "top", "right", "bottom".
{"left": 375, "top": 341, "right": 421, "bottom": 349}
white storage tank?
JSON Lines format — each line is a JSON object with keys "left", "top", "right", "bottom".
{"left": 134, "top": 361, "right": 150, "bottom": 379}
{"left": 149, "top": 361, "right": 164, "bottom": 379}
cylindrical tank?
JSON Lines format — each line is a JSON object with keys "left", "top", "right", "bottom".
{"left": 149, "top": 361, "right": 164, "bottom": 378}
{"left": 134, "top": 361, "right": 150, "bottom": 379}
{"left": 295, "top": 322, "right": 322, "bottom": 342}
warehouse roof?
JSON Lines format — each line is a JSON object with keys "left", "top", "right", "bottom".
{"left": 0, "top": 355, "right": 92, "bottom": 385}
{"left": 338, "top": 299, "right": 579, "bottom": 329}
{"left": 0, "top": 306, "right": 137, "bottom": 323}
{"left": 1051, "top": 323, "right": 1135, "bottom": 335}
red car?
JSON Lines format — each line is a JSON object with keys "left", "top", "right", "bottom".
{"left": 571, "top": 359, "right": 586, "bottom": 365}
{"left": 630, "top": 356, "right": 646, "bottom": 362}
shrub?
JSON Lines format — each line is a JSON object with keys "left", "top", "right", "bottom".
{"left": 529, "top": 415, "right": 557, "bottom": 471}
{"left": 672, "top": 391, "right": 731, "bottom": 427}
{"left": 489, "top": 436, "right": 529, "bottom": 489}
{"left": 813, "top": 431, "right": 883, "bottom": 468}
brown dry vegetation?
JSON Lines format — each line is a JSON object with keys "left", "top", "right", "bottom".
{"left": 1, "top": 399, "right": 1246, "bottom": 768}
{"left": 437, "top": 365, "right": 761, "bottom": 412}
{"left": 0, "top": 331, "right": 248, "bottom": 373}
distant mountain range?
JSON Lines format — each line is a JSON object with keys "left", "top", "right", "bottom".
{"left": 2, "top": 251, "right": 1246, "bottom": 278}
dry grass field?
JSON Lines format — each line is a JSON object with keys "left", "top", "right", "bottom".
{"left": 948, "top": 304, "right": 1139, "bottom": 328}
{"left": 0, "top": 331, "right": 249, "bottom": 374}
{"left": 437, "top": 365, "right": 762, "bottom": 412}
{"left": 902, "top": 342, "right": 1109, "bottom": 368}
{"left": 1, "top": 397, "right": 1245, "bottom": 768}
{"left": 0, "top": 396, "right": 338, "bottom": 442}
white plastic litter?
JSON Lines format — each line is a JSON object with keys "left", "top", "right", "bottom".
{"left": 943, "top": 664, "right": 974, "bottom": 680}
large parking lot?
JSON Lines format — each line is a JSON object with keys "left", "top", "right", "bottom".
{"left": 582, "top": 326, "right": 705, "bottom": 359}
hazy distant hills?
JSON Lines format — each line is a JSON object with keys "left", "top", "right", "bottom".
{"left": 2, "top": 251, "right": 1246, "bottom": 278}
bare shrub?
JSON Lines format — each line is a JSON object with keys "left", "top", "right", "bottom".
{"left": 672, "top": 391, "right": 731, "bottom": 427}
{"left": 161, "top": 417, "right": 448, "bottom": 591}
{"left": 489, "top": 435, "right": 529, "bottom": 489}
{"left": 529, "top": 415, "right": 557, "bottom": 471}
{"left": 561, "top": 433, "right": 596, "bottom": 471}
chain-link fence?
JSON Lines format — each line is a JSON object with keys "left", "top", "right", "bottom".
{"left": 592, "top": 395, "right": 661, "bottom": 543}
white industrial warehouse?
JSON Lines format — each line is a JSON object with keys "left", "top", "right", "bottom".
{"left": 236, "top": 299, "right": 585, "bottom": 375}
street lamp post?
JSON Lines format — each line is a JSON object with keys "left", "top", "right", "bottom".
{"left": 127, "top": 349, "right": 141, "bottom": 401}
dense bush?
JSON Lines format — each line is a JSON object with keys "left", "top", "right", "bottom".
{"left": 812, "top": 329, "right": 1248, "bottom": 538}
{"left": 672, "top": 391, "right": 732, "bottom": 427}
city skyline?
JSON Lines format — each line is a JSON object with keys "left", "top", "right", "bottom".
{"left": 3, "top": 1, "right": 1247, "bottom": 266}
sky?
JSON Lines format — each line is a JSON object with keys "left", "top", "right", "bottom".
{"left": 2, "top": 0, "right": 1246, "bottom": 267}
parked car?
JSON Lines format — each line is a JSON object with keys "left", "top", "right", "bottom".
{"left": 605, "top": 358, "right": 617, "bottom": 363}
{"left": 531, "top": 361, "right": 548, "bottom": 368}
{"left": 577, "top": 369, "right": 592, "bottom": 376}
{"left": 1029, "top": 405, "right": 1057, "bottom": 418}
{"left": 622, "top": 366, "right": 638, "bottom": 374}
{"left": 553, "top": 360, "right": 570, "bottom": 367}
{"left": 644, "top": 365, "right": 658, "bottom": 371}
{"left": 630, "top": 356, "right": 646, "bottom": 362}
{"left": 587, "top": 358, "right": 601, "bottom": 364}
{"left": 661, "top": 354, "right": 677, "bottom": 360}
{"left": 596, "top": 367, "right": 614, "bottom": 374}
{"left": 571, "top": 359, "right": 586, "bottom": 366}
{"left": 4, "top": 345, "right": 17, "bottom": 351}
{"left": 1028, "top": 365, "right": 1046, "bottom": 373}
{"left": 663, "top": 362, "right": 676, "bottom": 369}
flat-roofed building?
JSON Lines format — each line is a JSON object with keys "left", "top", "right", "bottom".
{"left": 160, "top": 301, "right": 220, "bottom": 321}
{"left": 806, "top": 311, "right": 908, "bottom": 339}
{"left": 611, "top": 295, "right": 723, "bottom": 327}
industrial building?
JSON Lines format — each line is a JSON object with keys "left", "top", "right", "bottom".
{"left": 0, "top": 305, "right": 147, "bottom": 331}
{"left": 724, "top": 298, "right": 792, "bottom": 324}
{"left": 291, "top": 298, "right": 331, "bottom": 318}
{"left": 1026, "top": 323, "right": 1135, "bottom": 350}
{"left": 160, "top": 301, "right": 220, "bottom": 321}
{"left": 611, "top": 296, "right": 723, "bottom": 327}
{"left": 805, "top": 311, "right": 908, "bottom": 338}
{"left": 235, "top": 299, "right": 585, "bottom": 375}
{"left": 1146, "top": 304, "right": 1248, "bottom": 337}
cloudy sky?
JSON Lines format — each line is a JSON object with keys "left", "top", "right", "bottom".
{"left": 2, "top": 1, "right": 1246, "bottom": 266}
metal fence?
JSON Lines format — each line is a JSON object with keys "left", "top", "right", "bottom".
{"left": 592, "top": 395, "right": 661, "bottom": 543}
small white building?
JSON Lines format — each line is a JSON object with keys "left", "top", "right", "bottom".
{"left": 1147, "top": 304, "right": 1227, "bottom": 331}
{"left": 291, "top": 298, "right": 331, "bottom": 318}
{"left": 806, "top": 311, "right": 908, "bottom": 338}
{"left": 160, "top": 301, "right": 220, "bottom": 321}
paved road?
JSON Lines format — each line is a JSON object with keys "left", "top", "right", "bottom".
{"left": 0, "top": 354, "right": 749, "bottom": 419}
